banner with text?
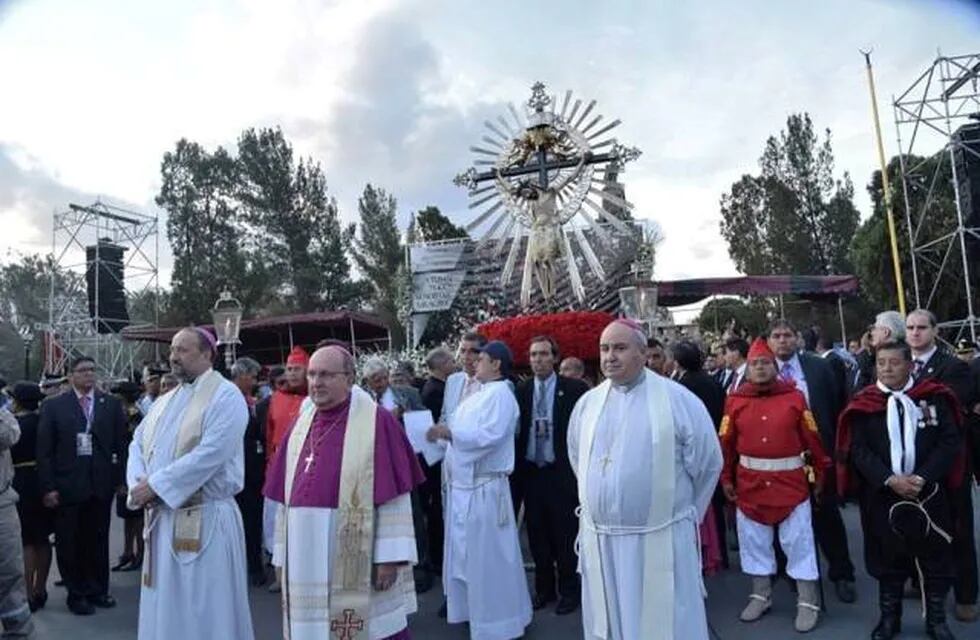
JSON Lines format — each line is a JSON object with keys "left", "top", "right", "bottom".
{"left": 412, "top": 270, "right": 467, "bottom": 313}
{"left": 409, "top": 242, "right": 467, "bottom": 274}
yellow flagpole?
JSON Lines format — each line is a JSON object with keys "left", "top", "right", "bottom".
{"left": 862, "top": 50, "right": 907, "bottom": 314}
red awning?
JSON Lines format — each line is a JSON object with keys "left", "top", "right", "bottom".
{"left": 121, "top": 310, "right": 390, "bottom": 364}
{"left": 651, "top": 275, "right": 859, "bottom": 307}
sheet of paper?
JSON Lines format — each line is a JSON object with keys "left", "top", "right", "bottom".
{"left": 403, "top": 409, "right": 445, "bottom": 466}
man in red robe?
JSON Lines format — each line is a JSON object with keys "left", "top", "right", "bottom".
{"left": 720, "top": 338, "right": 830, "bottom": 633}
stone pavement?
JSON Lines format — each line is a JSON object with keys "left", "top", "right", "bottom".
{"left": 28, "top": 486, "right": 980, "bottom": 639}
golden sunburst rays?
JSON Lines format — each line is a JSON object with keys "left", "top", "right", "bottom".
{"left": 452, "top": 82, "right": 642, "bottom": 306}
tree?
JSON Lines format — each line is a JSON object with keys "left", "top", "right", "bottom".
{"left": 0, "top": 253, "right": 82, "bottom": 379}
{"left": 406, "top": 205, "right": 468, "bottom": 243}
{"left": 850, "top": 153, "right": 964, "bottom": 320}
{"left": 350, "top": 184, "right": 406, "bottom": 347}
{"left": 156, "top": 139, "right": 271, "bottom": 323}
{"left": 695, "top": 297, "right": 772, "bottom": 337}
{"left": 237, "top": 127, "right": 362, "bottom": 311}
{"left": 720, "top": 113, "right": 860, "bottom": 276}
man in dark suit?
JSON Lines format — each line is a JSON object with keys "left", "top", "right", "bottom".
{"left": 768, "top": 319, "right": 857, "bottom": 603}
{"left": 419, "top": 347, "right": 456, "bottom": 580}
{"left": 231, "top": 357, "right": 266, "bottom": 587}
{"left": 37, "top": 356, "right": 126, "bottom": 615}
{"left": 816, "top": 333, "right": 851, "bottom": 409}
{"left": 671, "top": 340, "right": 725, "bottom": 425}
{"left": 516, "top": 336, "right": 589, "bottom": 615}
{"left": 906, "top": 309, "right": 979, "bottom": 623}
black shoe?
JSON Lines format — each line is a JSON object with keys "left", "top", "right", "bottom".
{"left": 835, "top": 579, "right": 857, "bottom": 603}
{"left": 415, "top": 573, "right": 434, "bottom": 594}
{"left": 111, "top": 554, "right": 134, "bottom": 571}
{"left": 871, "top": 580, "right": 902, "bottom": 640}
{"left": 924, "top": 580, "right": 956, "bottom": 640}
{"left": 91, "top": 594, "right": 116, "bottom": 609}
{"left": 120, "top": 558, "right": 142, "bottom": 572}
{"left": 67, "top": 598, "right": 95, "bottom": 616}
{"left": 532, "top": 593, "right": 556, "bottom": 610}
{"left": 555, "top": 596, "right": 580, "bottom": 615}
{"left": 250, "top": 571, "right": 267, "bottom": 588}
{"left": 437, "top": 600, "right": 447, "bottom": 619}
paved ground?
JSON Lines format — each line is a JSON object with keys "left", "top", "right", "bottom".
{"left": 29, "top": 486, "right": 980, "bottom": 639}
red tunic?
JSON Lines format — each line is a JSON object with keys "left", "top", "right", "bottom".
{"left": 265, "top": 388, "right": 306, "bottom": 466}
{"left": 719, "top": 380, "right": 830, "bottom": 525}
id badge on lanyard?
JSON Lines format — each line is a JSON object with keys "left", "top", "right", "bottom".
{"left": 77, "top": 398, "right": 94, "bottom": 457}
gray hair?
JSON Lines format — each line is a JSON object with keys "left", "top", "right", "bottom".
{"left": 425, "top": 347, "right": 454, "bottom": 370}
{"left": 230, "top": 357, "right": 261, "bottom": 378}
{"left": 362, "top": 356, "right": 389, "bottom": 378}
{"left": 875, "top": 310, "right": 906, "bottom": 341}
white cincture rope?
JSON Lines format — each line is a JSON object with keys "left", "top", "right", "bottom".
{"left": 574, "top": 505, "right": 706, "bottom": 596}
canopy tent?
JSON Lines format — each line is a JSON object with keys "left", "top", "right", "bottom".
{"left": 651, "top": 275, "right": 859, "bottom": 307}
{"left": 121, "top": 311, "right": 390, "bottom": 365}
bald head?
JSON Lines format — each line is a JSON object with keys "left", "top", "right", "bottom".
{"left": 307, "top": 346, "right": 356, "bottom": 409}
{"left": 559, "top": 356, "right": 586, "bottom": 380}
{"left": 599, "top": 321, "right": 648, "bottom": 384}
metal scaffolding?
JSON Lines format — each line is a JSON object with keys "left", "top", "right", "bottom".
{"left": 47, "top": 199, "right": 159, "bottom": 379}
{"left": 893, "top": 52, "right": 980, "bottom": 342}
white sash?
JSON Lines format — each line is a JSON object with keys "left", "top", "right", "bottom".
{"left": 577, "top": 369, "right": 676, "bottom": 640}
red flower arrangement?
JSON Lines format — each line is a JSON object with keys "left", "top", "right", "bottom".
{"left": 478, "top": 311, "right": 615, "bottom": 367}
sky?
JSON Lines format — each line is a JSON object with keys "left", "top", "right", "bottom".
{"left": 1, "top": 0, "right": 979, "bottom": 320}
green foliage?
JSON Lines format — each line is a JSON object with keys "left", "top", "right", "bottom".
{"left": 236, "top": 127, "right": 363, "bottom": 310}
{"left": 0, "top": 253, "right": 82, "bottom": 379}
{"left": 407, "top": 206, "right": 467, "bottom": 243}
{"left": 695, "top": 297, "right": 772, "bottom": 337}
{"left": 720, "top": 113, "right": 860, "bottom": 276}
{"left": 849, "top": 153, "right": 963, "bottom": 320}
{"left": 350, "top": 184, "right": 406, "bottom": 347}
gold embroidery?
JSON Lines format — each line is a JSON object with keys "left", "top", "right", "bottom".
{"left": 719, "top": 415, "right": 731, "bottom": 438}
{"left": 803, "top": 411, "right": 819, "bottom": 434}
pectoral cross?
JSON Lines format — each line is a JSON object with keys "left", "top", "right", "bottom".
{"left": 330, "top": 608, "right": 364, "bottom": 640}
{"left": 303, "top": 451, "right": 315, "bottom": 473}
{"left": 600, "top": 454, "right": 613, "bottom": 475}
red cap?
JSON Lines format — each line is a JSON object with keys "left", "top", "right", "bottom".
{"left": 286, "top": 346, "right": 309, "bottom": 367}
{"left": 747, "top": 337, "right": 775, "bottom": 362}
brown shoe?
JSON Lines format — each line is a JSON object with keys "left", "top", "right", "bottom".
{"left": 954, "top": 603, "right": 978, "bottom": 622}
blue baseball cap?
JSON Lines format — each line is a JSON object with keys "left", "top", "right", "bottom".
{"left": 479, "top": 340, "right": 513, "bottom": 374}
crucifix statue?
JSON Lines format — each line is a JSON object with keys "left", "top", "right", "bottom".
{"left": 453, "top": 81, "right": 642, "bottom": 308}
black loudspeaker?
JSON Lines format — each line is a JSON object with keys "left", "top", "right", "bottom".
{"left": 952, "top": 123, "right": 980, "bottom": 275}
{"left": 85, "top": 239, "right": 129, "bottom": 334}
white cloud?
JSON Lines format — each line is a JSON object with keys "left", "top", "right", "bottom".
{"left": 1, "top": 0, "right": 979, "bottom": 314}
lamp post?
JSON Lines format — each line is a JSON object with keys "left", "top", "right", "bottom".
{"left": 211, "top": 291, "right": 243, "bottom": 371}
{"left": 618, "top": 281, "right": 659, "bottom": 337}
{"left": 18, "top": 325, "right": 34, "bottom": 379}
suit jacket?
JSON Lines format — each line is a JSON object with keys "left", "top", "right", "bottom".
{"left": 918, "top": 346, "right": 975, "bottom": 410}
{"left": 515, "top": 375, "right": 589, "bottom": 495}
{"left": 420, "top": 376, "right": 446, "bottom": 428}
{"left": 798, "top": 352, "right": 844, "bottom": 454}
{"left": 241, "top": 399, "right": 265, "bottom": 494}
{"left": 821, "top": 350, "right": 851, "bottom": 409}
{"left": 677, "top": 370, "right": 725, "bottom": 427}
{"left": 37, "top": 389, "right": 126, "bottom": 505}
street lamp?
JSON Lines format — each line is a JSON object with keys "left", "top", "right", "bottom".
{"left": 211, "top": 291, "right": 243, "bottom": 370}
{"left": 618, "top": 281, "right": 659, "bottom": 336}
{"left": 17, "top": 325, "right": 34, "bottom": 379}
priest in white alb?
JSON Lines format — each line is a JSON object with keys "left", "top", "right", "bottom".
{"left": 427, "top": 340, "right": 532, "bottom": 640}
{"left": 568, "top": 319, "right": 723, "bottom": 640}
{"left": 264, "top": 346, "right": 425, "bottom": 640}
{"left": 127, "top": 327, "right": 254, "bottom": 640}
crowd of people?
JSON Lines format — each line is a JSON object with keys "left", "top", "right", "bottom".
{"left": 0, "top": 308, "right": 977, "bottom": 640}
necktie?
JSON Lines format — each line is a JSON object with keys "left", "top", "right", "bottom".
{"left": 780, "top": 362, "right": 794, "bottom": 383}
{"left": 534, "top": 381, "right": 548, "bottom": 467}
{"left": 913, "top": 359, "right": 924, "bottom": 378}
{"left": 79, "top": 395, "right": 91, "bottom": 427}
